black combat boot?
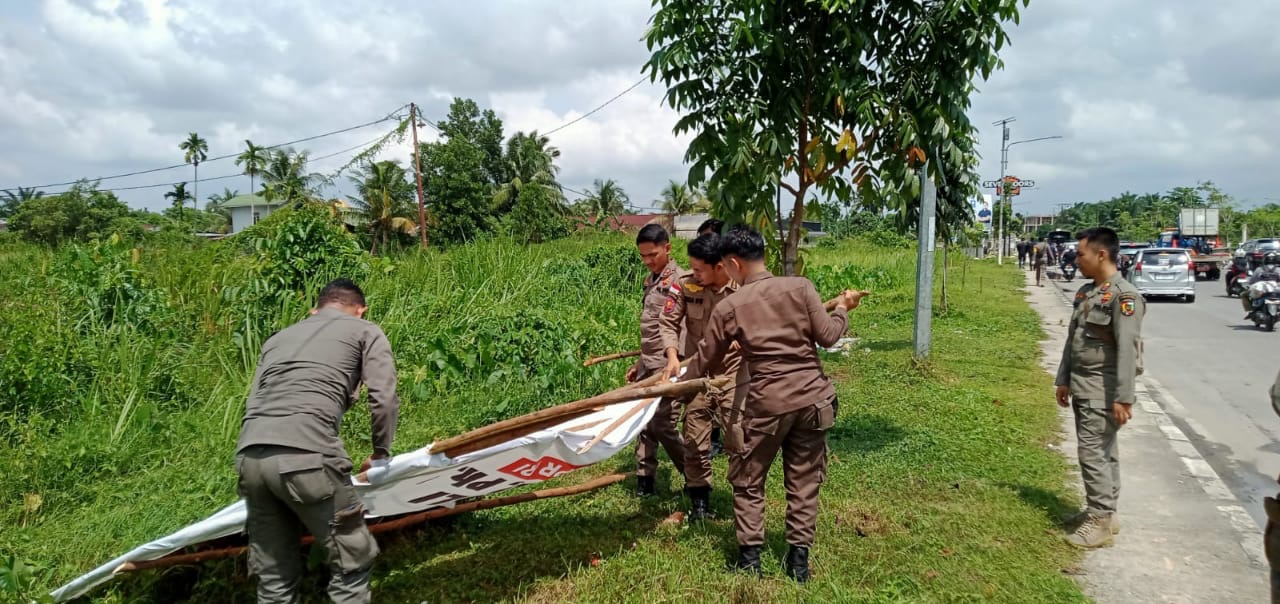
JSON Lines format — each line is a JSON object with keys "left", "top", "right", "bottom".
{"left": 732, "top": 545, "right": 762, "bottom": 576}
{"left": 634, "top": 475, "right": 655, "bottom": 497}
{"left": 686, "top": 486, "right": 711, "bottom": 521}
{"left": 784, "top": 545, "right": 810, "bottom": 583}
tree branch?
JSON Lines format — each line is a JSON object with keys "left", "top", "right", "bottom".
{"left": 779, "top": 180, "right": 800, "bottom": 196}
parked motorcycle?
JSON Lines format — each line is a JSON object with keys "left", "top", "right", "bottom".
{"left": 1226, "top": 257, "right": 1250, "bottom": 297}
{"left": 1247, "top": 281, "right": 1280, "bottom": 331}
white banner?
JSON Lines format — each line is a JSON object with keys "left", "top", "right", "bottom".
{"left": 51, "top": 394, "right": 661, "bottom": 602}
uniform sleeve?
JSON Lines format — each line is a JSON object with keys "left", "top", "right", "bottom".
{"left": 362, "top": 327, "right": 401, "bottom": 456}
{"left": 1112, "top": 292, "right": 1145, "bottom": 404}
{"left": 1271, "top": 367, "right": 1280, "bottom": 419}
{"left": 657, "top": 281, "right": 687, "bottom": 354}
{"left": 1055, "top": 312, "right": 1075, "bottom": 387}
{"left": 685, "top": 304, "right": 733, "bottom": 380}
{"left": 806, "top": 282, "right": 849, "bottom": 347}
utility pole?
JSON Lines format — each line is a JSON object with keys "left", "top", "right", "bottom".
{"left": 992, "top": 117, "right": 1015, "bottom": 265}
{"left": 914, "top": 162, "right": 937, "bottom": 359}
{"left": 410, "top": 102, "right": 428, "bottom": 250}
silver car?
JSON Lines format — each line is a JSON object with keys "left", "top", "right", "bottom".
{"left": 1128, "top": 247, "right": 1195, "bottom": 302}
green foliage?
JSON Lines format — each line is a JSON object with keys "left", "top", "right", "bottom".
{"left": 644, "top": 0, "right": 1024, "bottom": 273}
{"left": 348, "top": 160, "right": 417, "bottom": 254}
{"left": 494, "top": 183, "right": 570, "bottom": 244}
{"left": 8, "top": 182, "right": 138, "bottom": 245}
{"left": 52, "top": 235, "right": 168, "bottom": 332}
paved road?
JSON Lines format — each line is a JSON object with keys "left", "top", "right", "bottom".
{"left": 1042, "top": 266, "right": 1280, "bottom": 529}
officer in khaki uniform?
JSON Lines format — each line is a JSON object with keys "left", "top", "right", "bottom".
{"left": 1055, "top": 227, "right": 1144, "bottom": 549}
{"left": 236, "top": 279, "right": 401, "bottom": 603}
{"left": 683, "top": 226, "right": 864, "bottom": 582}
{"left": 627, "top": 223, "right": 688, "bottom": 497}
{"left": 1266, "top": 370, "right": 1280, "bottom": 601}
{"left": 657, "top": 233, "right": 739, "bottom": 520}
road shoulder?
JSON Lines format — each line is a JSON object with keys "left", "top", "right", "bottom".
{"left": 1022, "top": 265, "right": 1268, "bottom": 603}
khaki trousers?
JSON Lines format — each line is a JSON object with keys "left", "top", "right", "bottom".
{"left": 1073, "top": 400, "right": 1120, "bottom": 515}
{"left": 634, "top": 365, "right": 686, "bottom": 478}
{"left": 728, "top": 397, "right": 835, "bottom": 546}
{"left": 237, "top": 445, "right": 378, "bottom": 604}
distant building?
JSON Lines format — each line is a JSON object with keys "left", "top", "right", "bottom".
{"left": 577, "top": 213, "right": 675, "bottom": 234}
{"left": 0, "top": 219, "right": 7, "bottom": 233}
{"left": 1022, "top": 215, "right": 1055, "bottom": 233}
{"left": 223, "top": 194, "right": 283, "bottom": 234}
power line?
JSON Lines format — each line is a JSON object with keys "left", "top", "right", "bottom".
{"left": 3, "top": 104, "right": 409, "bottom": 192}
{"left": 34, "top": 127, "right": 400, "bottom": 197}
{"left": 541, "top": 77, "right": 646, "bottom": 136}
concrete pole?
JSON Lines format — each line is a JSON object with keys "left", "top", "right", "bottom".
{"left": 914, "top": 163, "right": 937, "bottom": 359}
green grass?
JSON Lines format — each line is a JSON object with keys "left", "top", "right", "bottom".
{"left": 0, "top": 232, "right": 1084, "bottom": 603}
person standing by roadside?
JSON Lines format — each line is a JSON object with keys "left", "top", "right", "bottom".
{"left": 1265, "top": 368, "right": 1280, "bottom": 601}
{"left": 682, "top": 226, "right": 866, "bottom": 582}
{"left": 1017, "top": 238, "right": 1028, "bottom": 269}
{"left": 1055, "top": 227, "right": 1145, "bottom": 549}
{"left": 658, "top": 233, "right": 738, "bottom": 521}
{"left": 626, "top": 224, "right": 688, "bottom": 497}
{"left": 1033, "top": 238, "right": 1049, "bottom": 286}
{"left": 236, "top": 278, "right": 400, "bottom": 604}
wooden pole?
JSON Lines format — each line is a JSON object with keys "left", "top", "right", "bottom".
{"left": 114, "top": 474, "right": 628, "bottom": 574}
{"left": 431, "top": 377, "right": 726, "bottom": 458}
{"left": 583, "top": 350, "right": 640, "bottom": 367}
{"left": 410, "top": 102, "right": 428, "bottom": 250}
{"left": 575, "top": 398, "right": 654, "bottom": 455}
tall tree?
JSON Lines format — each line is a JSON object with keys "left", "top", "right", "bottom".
{"left": 657, "top": 180, "right": 709, "bottom": 214}
{"left": 645, "top": 0, "right": 1026, "bottom": 274}
{"left": 0, "top": 187, "right": 44, "bottom": 219}
{"left": 235, "top": 139, "right": 269, "bottom": 219}
{"left": 164, "top": 182, "right": 193, "bottom": 216}
{"left": 492, "top": 130, "right": 562, "bottom": 214}
{"left": 348, "top": 160, "right": 416, "bottom": 254}
{"left": 179, "top": 132, "right": 208, "bottom": 213}
{"left": 261, "top": 148, "right": 321, "bottom": 205}
{"left": 205, "top": 187, "right": 238, "bottom": 220}
{"left": 434, "top": 98, "right": 508, "bottom": 187}
{"left": 580, "top": 178, "right": 630, "bottom": 220}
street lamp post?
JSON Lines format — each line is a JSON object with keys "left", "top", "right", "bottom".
{"left": 991, "top": 119, "right": 1063, "bottom": 264}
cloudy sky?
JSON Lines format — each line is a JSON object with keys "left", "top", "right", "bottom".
{"left": 1, "top": 0, "right": 1278, "bottom": 217}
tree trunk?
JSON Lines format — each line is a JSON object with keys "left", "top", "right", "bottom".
{"left": 941, "top": 240, "right": 949, "bottom": 313}
{"left": 193, "top": 163, "right": 199, "bottom": 218}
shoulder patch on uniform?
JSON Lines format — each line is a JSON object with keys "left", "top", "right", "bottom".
{"left": 1120, "top": 298, "right": 1135, "bottom": 316}
{"left": 683, "top": 281, "right": 703, "bottom": 293}
{"left": 663, "top": 297, "right": 676, "bottom": 314}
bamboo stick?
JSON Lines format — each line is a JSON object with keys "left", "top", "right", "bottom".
{"left": 114, "top": 474, "right": 629, "bottom": 574}
{"left": 575, "top": 398, "right": 654, "bottom": 455}
{"left": 582, "top": 350, "right": 640, "bottom": 367}
{"left": 428, "top": 376, "right": 720, "bottom": 457}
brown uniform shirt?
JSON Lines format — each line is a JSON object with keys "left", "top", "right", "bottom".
{"left": 686, "top": 270, "right": 848, "bottom": 417}
{"left": 237, "top": 307, "right": 401, "bottom": 459}
{"left": 638, "top": 259, "right": 688, "bottom": 372}
{"left": 657, "top": 273, "right": 738, "bottom": 363}
{"left": 1055, "top": 275, "right": 1144, "bottom": 407}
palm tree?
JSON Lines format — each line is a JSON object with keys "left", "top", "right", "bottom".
{"left": 0, "top": 187, "right": 44, "bottom": 219}
{"left": 492, "top": 130, "right": 562, "bottom": 213}
{"left": 581, "top": 178, "right": 629, "bottom": 221}
{"left": 179, "top": 132, "right": 208, "bottom": 213}
{"left": 261, "top": 148, "right": 321, "bottom": 206}
{"left": 349, "top": 160, "right": 416, "bottom": 254}
{"left": 657, "top": 180, "right": 709, "bottom": 215}
{"left": 205, "top": 187, "right": 238, "bottom": 214}
{"left": 235, "top": 139, "right": 269, "bottom": 220}
{"left": 164, "top": 182, "right": 193, "bottom": 217}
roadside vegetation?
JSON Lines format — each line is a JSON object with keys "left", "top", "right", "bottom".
{"left": 0, "top": 205, "right": 1083, "bottom": 603}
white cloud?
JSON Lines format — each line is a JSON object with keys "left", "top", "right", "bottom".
{"left": 0, "top": 0, "right": 1277, "bottom": 219}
